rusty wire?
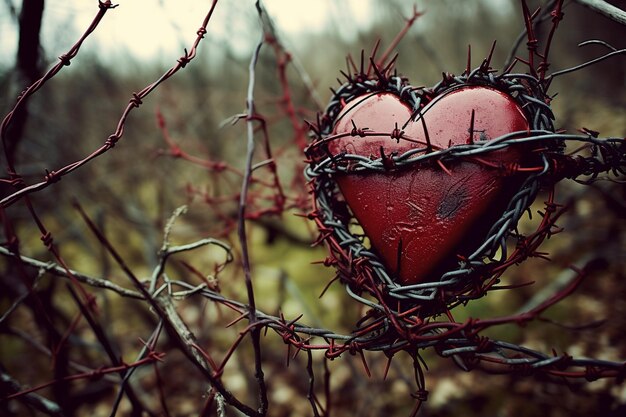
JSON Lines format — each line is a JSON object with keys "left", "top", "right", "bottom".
{"left": 305, "top": 63, "right": 623, "bottom": 308}
{"left": 1, "top": 0, "right": 626, "bottom": 416}
{"left": 0, "top": 1, "right": 219, "bottom": 209}
{"left": 297, "top": 53, "right": 626, "bottom": 386}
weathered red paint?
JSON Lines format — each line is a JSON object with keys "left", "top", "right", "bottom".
{"left": 330, "top": 86, "right": 530, "bottom": 285}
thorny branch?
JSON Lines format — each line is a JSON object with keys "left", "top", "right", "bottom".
{"left": 376, "top": 5, "right": 424, "bottom": 69}
{"left": 1, "top": 0, "right": 626, "bottom": 416}
{"left": 300, "top": 0, "right": 626, "bottom": 409}
{"left": 72, "top": 202, "right": 263, "bottom": 417}
{"left": 1, "top": 1, "right": 267, "bottom": 414}
{"left": 503, "top": 0, "right": 559, "bottom": 71}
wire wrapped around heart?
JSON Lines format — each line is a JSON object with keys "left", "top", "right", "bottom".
{"left": 304, "top": 62, "right": 622, "bottom": 326}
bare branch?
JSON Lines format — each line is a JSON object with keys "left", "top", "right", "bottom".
{"left": 236, "top": 1, "right": 269, "bottom": 414}
{"left": 574, "top": 0, "right": 626, "bottom": 25}
{"left": 73, "top": 202, "right": 262, "bottom": 417}
{"left": 0, "top": 246, "right": 143, "bottom": 299}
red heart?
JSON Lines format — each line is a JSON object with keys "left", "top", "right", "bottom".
{"left": 329, "top": 86, "right": 530, "bottom": 285}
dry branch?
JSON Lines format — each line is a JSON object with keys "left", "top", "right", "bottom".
{"left": 575, "top": 0, "right": 626, "bottom": 25}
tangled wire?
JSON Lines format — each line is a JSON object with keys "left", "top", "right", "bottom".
{"left": 2, "top": 1, "right": 626, "bottom": 416}
{"left": 299, "top": 55, "right": 626, "bottom": 398}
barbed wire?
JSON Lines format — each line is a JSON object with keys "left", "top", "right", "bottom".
{"left": 6, "top": 247, "right": 623, "bottom": 392}
{"left": 305, "top": 63, "right": 623, "bottom": 308}
{"left": 297, "top": 19, "right": 626, "bottom": 410}
{"left": 2, "top": 0, "right": 626, "bottom": 416}
{"left": 0, "top": 1, "right": 219, "bottom": 208}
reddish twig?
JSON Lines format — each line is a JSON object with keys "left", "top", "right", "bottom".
{"left": 376, "top": 5, "right": 424, "bottom": 68}
{"left": 538, "top": 0, "right": 565, "bottom": 80}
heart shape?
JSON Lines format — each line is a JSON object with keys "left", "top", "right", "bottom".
{"left": 328, "top": 86, "right": 530, "bottom": 285}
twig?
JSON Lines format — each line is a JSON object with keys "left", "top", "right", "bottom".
{"left": 574, "top": 0, "right": 626, "bottom": 25}
{"left": 503, "top": 0, "right": 558, "bottom": 71}
{"left": 66, "top": 285, "right": 154, "bottom": 416}
{"left": 376, "top": 5, "right": 424, "bottom": 68}
{"left": 73, "top": 202, "right": 262, "bottom": 417}
{"left": 539, "top": 0, "right": 565, "bottom": 80}
{"left": 0, "top": 267, "right": 45, "bottom": 325}
{"left": 6, "top": 326, "right": 119, "bottom": 385}
{"left": 236, "top": 1, "right": 268, "bottom": 414}
{"left": 306, "top": 350, "right": 321, "bottom": 417}
{"left": 109, "top": 321, "right": 164, "bottom": 417}
{"left": 0, "top": 246, "right": 143, "bottom": 299}
{"left": 516, "top": 255, "right": 597, "bottom": 313}
{"left": 149, "top": 205, "right": 233, "bottom": 294}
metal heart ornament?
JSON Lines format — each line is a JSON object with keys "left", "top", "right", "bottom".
{"left": 310, "top": 84, "right": 535, "bottom": 286}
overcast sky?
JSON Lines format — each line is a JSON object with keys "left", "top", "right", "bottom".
{"left": 0, "top": 0, "right": 377, "bottom": 67}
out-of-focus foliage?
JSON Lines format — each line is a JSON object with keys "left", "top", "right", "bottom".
{"left": 1, "top": 1, "right": 625, "bottom": 416}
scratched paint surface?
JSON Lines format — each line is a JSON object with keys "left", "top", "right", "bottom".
{"left": 330, "top": 87, "right": 530, "bottom": 284}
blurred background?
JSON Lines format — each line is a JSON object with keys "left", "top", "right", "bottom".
{"left": 1, "top": 1, "right": 625, "bottom": 416}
